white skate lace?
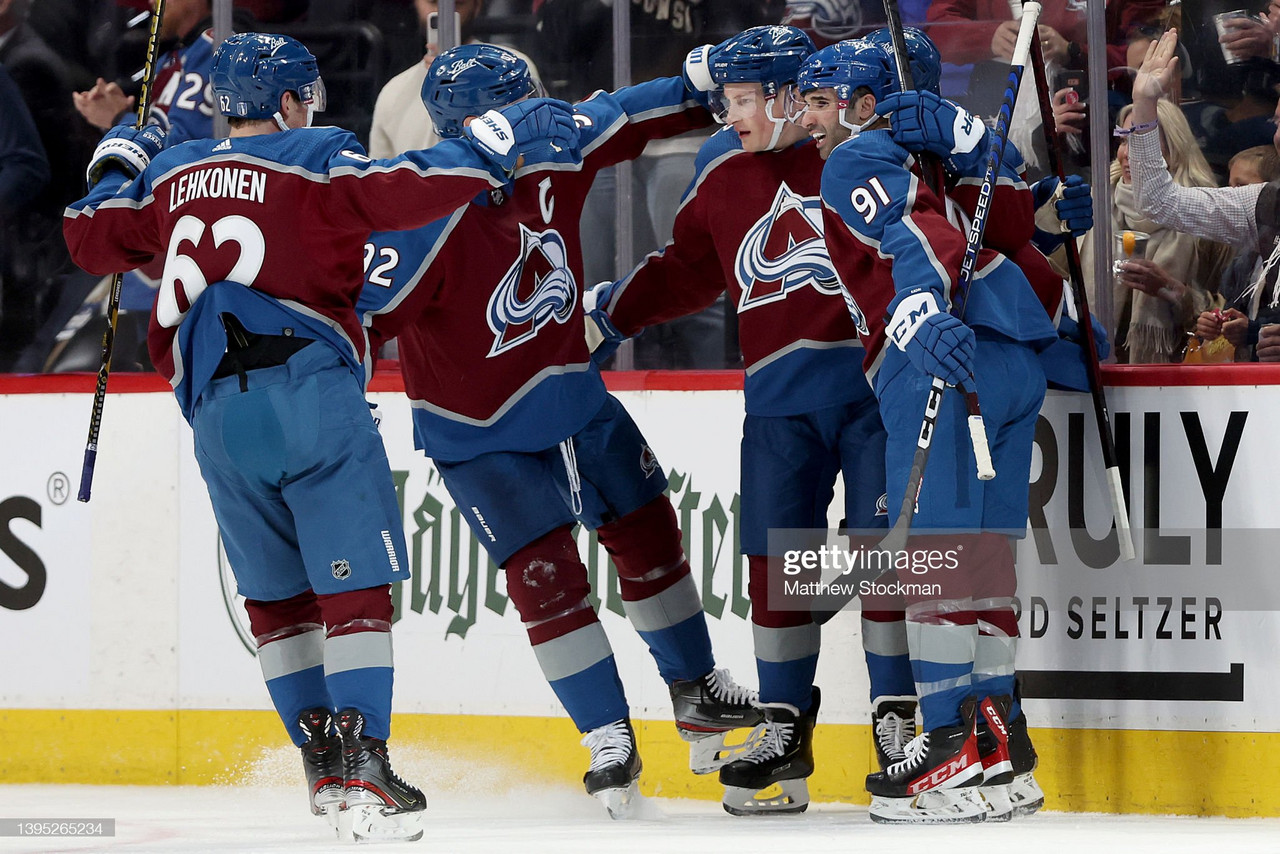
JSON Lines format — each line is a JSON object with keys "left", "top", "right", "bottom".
{"left": 743, "top": 719, "right": 794, "bottom": 765}
{"left": 875, "top": 712, "right": 914, "bottom": 762}
{"left": 887, "top": 732, "right": 930, "bottom": 777}
{"left": 581, "top": 720, "right": 633, "bottom": 772}
{"left": 706, "top": 668, "right": 758, "bottom": 707}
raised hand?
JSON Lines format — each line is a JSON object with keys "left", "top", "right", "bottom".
{"left": 1133, "top": 29, "right": 1180, "bottom": 106}
{"left": 876, "top": 89, "right": 986, "bottom": 174}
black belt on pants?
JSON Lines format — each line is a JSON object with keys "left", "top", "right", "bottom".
{"left": 213, "top": 313, "right": 315, "bottom": 392}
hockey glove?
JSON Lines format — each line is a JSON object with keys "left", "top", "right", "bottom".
{"left": 468, "top": 97, "right": 580, "bottom": 175}
{"left": 682, "top": 35, "right": 733, "bottom": 110}
{"left": 887, "top": 286, "right": 975, "bottom": 385}
{"left": 86, "top": 123, "right": 167, "bottom": 187}
{"left": 1030, "top": 174, "right": 1093, "bottom": 243}
{"left": 583, "top": 281, "right": 628, "bottom": 367}
{"left": 1058, "top": 311, "right": 1110, "bottom": 361}
{"left": 876, "top": 90, "right": 987, "bottom": 176}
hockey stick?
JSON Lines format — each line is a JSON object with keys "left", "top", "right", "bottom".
{"left": 77, "top": 0, "right": 167, "bottom": 503}
{"left": 881, "top": 0, "right": 995, "bottom": 486}
{"left": 1023, "top": 13, "right": 1136, "bottom": 561}
{"left": 880, "top": 3, "right": 1041, "bottom": 547}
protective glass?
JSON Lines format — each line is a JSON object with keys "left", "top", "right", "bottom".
{"left": 298, "top": 78, "right": 328, "bottom": 113}
{"left": 708, "top": 87, "right": 766, "bottom": 124}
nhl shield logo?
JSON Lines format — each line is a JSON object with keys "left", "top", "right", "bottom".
{"left": 331, "top": 559, "right": 352, "bottom": 580}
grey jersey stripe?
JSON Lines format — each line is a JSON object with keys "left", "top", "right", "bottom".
{"left": 752, "top": 622, "right": 820, "bottom": 664}
{"left": 324, "top": 631, "right": 394, "bottom": 676}
{"left": 620, "top": 572, "right": 703, "bottom": 633}
{"left": 257, "top": 628, "right": 324, "bottom": 682}
{"left": 532, "top": 621, "right": 614, "bottom": 682}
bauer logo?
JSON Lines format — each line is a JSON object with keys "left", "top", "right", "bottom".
{"left": 735, "top": 182, "right": 845, "bottom": 315}
{"left": 486, "top": 224, "right": 577, "bottom": 357}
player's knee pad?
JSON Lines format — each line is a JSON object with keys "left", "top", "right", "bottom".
{"left": 503, "top": 525, "right": 593, "bottom": 628}
{"left": 315, "top": 585, "right": 393, "bottom": 637}
{"left": 596, "top": 496, "right": 686, "bottom": 582}
{"left": 244, "top": 589, "right": 323, "bottom": 647}
{"left": 747, "top": 554, "right": 812, "bottom": 629}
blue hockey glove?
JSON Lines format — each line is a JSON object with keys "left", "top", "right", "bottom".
{"left": 584, "top": 281, "right": 628, "bottom": 367}
{"left": 86, "top": 123, "right": 167, "bottom": 186}
{"left": 468, "top": 97, "right": 580, "bottom": 175}
{"left": 876, "top": 90, "right": 987, "bottom": 176}
{"left": 1031, "top": 174, "right": 1093, "bottom": 237}
{"left": 1058, "top": 311, "right": 1110, "bottom": 361}
{"left": 886, "top": 287, "right": 975, "bottom": 385}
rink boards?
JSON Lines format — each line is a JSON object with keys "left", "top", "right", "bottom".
{"left": 1, "top": 366, "right": 1278, "bottom": 816}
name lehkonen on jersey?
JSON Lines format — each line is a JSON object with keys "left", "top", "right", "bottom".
{"left": 169, "top": 167, "right": 267, "bottom": 211}
{"left": 783, "top": 577, "right": 943, "bottom": 598}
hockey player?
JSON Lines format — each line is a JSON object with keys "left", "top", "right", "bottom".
{"left": 356, "top": 43, "right": 763, "bottom": 818}
{"left": 583, "top": 25, "right": 905, "bottom": 816}
{"left": 63, "top": 32, "right": 578, "bottom": 842}
{"left": 796, "top": 36, "right": 1056, "bottom": 823}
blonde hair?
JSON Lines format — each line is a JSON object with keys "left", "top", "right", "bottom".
{"left": 1114, "top": 100, "right": 1217, "bottom": 189}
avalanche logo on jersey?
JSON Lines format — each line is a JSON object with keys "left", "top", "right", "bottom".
{"left": 735, "top": 182, "right": 859, "bottom": 326}
{"left": 486, "top": 223, "right": 577, "bottom": 357}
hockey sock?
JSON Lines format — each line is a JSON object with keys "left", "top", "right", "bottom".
{"left": 506, "top": 526, "right": 629, "bottom": 732}
{"left": 905, "top": 598, "right": 977, "bottom": 730}
{"left": 316, "top": 585, "right": 395, "bottom": 742}
{"left": 747, "top": 554, "right": 818, "bottom": 711}
{"left": 971, "top": 533, "right": 1020, "bottom": 718}
{"left": 598, "top": 496, "right": 714, "bottom": 685}
{"left": 860, "top": 568, "right": 914, "bottom": 701}
{"left": 246, "top": 590, "right": 331, "bottom": 748}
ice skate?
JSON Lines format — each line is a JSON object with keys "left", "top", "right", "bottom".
{"left": 581, "top": 718, "right": 642, "bottom": 819}
{"left": 670, "top": 668, "right": 766, "bottom": 773}
{"left": 299, "top": 708, "right": 345, "bottom": 835}
{"left": 719, "top": 688, "right": 820, "bottom": 816}
{"left": 335, "top": 709, "right": 426, "bottom": 843}
{"left": 871, "top": 696, "right": 918, "bottom": 771}
{"left": 1005, "top": 702, "right": 1044, "bottom": 817}
{"left": 976, "top": 695, "right": 1015, "bottom": 821}
{"left": 866, "top": 697, "right": 986, "bottom": 824}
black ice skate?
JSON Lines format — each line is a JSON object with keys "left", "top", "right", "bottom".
{"left": 1005, "top": 700, "right": 1044, "bottom": 817}
{"left": 669, "top": 668, "right": 766, "bottom": 773}
{"left": 581, "top": 718, "right": 642, "bottom": 819}
{"left": 298, "top": 708, "right": 345, "bottom": 834}
{"left": 866, "top": 697, "right": 986, "bottom": 824}
{"left": 871, "top": 696, "right": 918, "bottom": 771}
{"left": 335, "top": 709, "right": 426, "bottom": 842}
{"left": 976, "top": 695, "right": 1016, "bottom": 821}
{"left": 719, "top": 687, "right": 820, "bottom": 816}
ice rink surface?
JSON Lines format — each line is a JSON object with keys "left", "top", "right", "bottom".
{"left": 3, "top": 746, "right": 1278, "bottom": 854}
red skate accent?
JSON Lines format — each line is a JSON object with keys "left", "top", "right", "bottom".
{"left": 906, "top": 726, "right": 983, "bottom": 795}
{"left": 346, "top": 780, "right": 395, "bottom": 805}
{"left": 979, "top": 697, "right": 1013, "bottom": 779}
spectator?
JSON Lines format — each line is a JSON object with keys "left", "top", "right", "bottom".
{"left": 368, "top": 0, "right": 542, "bottom": 158}
{"left": 1128, "top": 28, "right": 1280, "bottom": 363}
{"left": 0, "top": 0, "right": 96, "bottom": 370}
{"left": 0, "top": 61, "right": 49, "bottom": 324}
{"left": 1085, "top": 100, "right": 1228, "bottom": 363}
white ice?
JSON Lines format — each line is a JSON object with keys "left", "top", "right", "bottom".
{"left": 3, "top": 745, "right": 1278, "bottom": 854}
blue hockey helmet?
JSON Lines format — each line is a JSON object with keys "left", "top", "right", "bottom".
{"left": 796, "top": 39, "right": 897, "bottom": 106}
{"left": 710, "top": 26, "right": 817, "bottom": 97}
{"left": 422, "top": 44, "right": 536, "bottom": 139}
{"left": 782, "top": 0, "right": 865, "bottom": 44}
{"left": 211, "top": 33, "right": 326, "bottom": 121}
{"left": 864, "top": 26, "right": 943, "bottom": 95}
